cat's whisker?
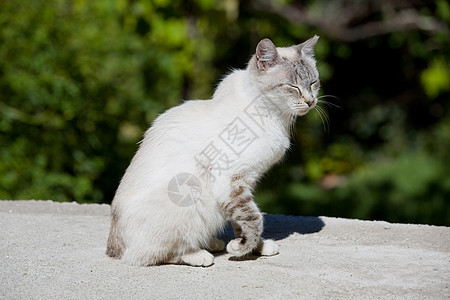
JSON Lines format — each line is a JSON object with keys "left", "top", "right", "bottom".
{"left": 314, "top": 105, "right": 329, "bottom": 132}
{"left": 318, "top": 105, "right": 331, "bottom": 131}
{"left": 317, "top": 95, "right": 342, "bottom": 109}
{"left": 289, "top": 110, "right": 298, "bottom": 134}
{"left": 318, "top": 110, "right": 328, "bottom": 132}
{"left": 318, "top": 94, "right": 340, "bottom": 100}
{"left": 280, "top": 109, "right": 296, "bottom": 132}
{"left": 323, "top": 107, "right": 330, "bottom": 132}
{"left": 314, "top": 108, "right": 326, "bottom": 132}
{"left": 279, "top": 110, "right": 289, "bottom": 126}
{"left": 318, "top": 100, "right": 341, "bottom": 109}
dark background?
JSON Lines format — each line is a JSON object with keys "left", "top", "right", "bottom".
{"left": 1, "top": 0, "right": 449, "bottom": 225}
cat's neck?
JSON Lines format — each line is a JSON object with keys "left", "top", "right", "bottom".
{"left": 212, "top": 68, "right": 296, "bottom": 133}
{"left": 212, "top": 69, "right": 255, "bottom": 103}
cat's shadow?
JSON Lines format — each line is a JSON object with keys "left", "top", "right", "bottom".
{"left": 218, "top": 214, "right": 325, "bottom": 261}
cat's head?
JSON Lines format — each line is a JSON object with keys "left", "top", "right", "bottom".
{"left": 249, "top": 36, "right": 320, "bottom": 116}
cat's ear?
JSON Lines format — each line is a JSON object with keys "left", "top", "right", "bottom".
{"left": 297, "top": 35, "right": 319, "bottom": 57}
{"left": 256, "top": 38, "right": 279, "bottom": 71}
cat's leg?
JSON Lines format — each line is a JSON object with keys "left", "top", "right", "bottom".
{"left": 231, "top": 220, "right": 242, "bottom": 238}
{"left": 168, "top": 250, "right": 214, "bottom": 267}
{"left": 223, "top": 175, "right": 270, "bottom": 257}
{"left": 231, "top": 220, "right": 278, "bottom": 256}
{"left": 208, "top": 237, "right": 225, "bottom": 252}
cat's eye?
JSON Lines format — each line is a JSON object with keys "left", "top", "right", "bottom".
{"left": 285, "top": 84, "right": 301, "bottom": 95}
{"left": 285, "top": 83, "right": 300, "bottom": 91}
{"left": 311, "top": 80, "right": 320, "bottom": 89}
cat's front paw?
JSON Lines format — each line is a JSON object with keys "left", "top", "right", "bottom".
{"left": 254, "top": 239, "right": 279, "bottom": 256}
{"left": 226, "top": 238, "right": 252, "bottom": 257}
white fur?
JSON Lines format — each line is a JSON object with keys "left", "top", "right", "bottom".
{"left": 109, "top": 37, "right": 320, "bottom": 266}
{"left": 256, "top": 239, "right": 279, "bottom": 256}
{"left": 179, "top": 250, "right": 214, "bottom": 267}
{"left": 227, "top": 238, "right": 279, "bottom": 257}
{"left": 113, "top": 69, "right": 290, "bottom": 266}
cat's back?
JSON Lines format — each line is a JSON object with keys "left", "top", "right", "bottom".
{"left": 123, "top": 99, "right": 218, "bottom": 179}
{"left": 144, "top": 99, "right": 218, "bottom": 146}
{"left": 119, "top": 69, "right": 250, "bottom": 193}
{"left": 113, "top": 100, "right": 213, "bottom": 204}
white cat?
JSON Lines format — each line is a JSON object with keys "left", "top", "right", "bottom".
{"left": 106, "top": 36, "right": 321, "bottom": 267}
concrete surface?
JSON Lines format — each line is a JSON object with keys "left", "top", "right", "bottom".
{"left": 0, "top": 200, "right": 449, "bottom": 299}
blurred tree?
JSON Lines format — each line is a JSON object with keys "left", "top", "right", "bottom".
{"left": 0, "top": 0, "right": 449, "bottom": 224}
{"left": 0, "top": 0, "right": 193, "bottom": 202}
{"left": 252, "top": 0, "right": 450, "bottom": 225}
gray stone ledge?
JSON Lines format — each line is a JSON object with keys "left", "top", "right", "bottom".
{"left": 1, "top": 200, "right": 449, "bottom": 299}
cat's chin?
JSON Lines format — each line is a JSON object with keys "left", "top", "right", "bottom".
{"left": 296, "top": 108, "right": 311, "bottom": 116}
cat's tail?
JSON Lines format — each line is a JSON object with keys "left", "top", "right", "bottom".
{"left": 106, "top": 207, "right": 125, "bottom": 259}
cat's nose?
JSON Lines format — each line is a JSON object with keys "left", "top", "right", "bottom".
{"left": 305, "top": 99, "right": 314, "bottom": 107}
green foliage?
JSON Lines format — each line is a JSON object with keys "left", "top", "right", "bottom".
{"left": 0, "top": 0, "right": 192, "bottom": 202}
{"left": 0, "top": 0, "right": 449, "bottom": 225}
{"left": 421, "top": 57, "right": 450, "bottom": 98}
{"left": 257, "top": 152, "right": 450, "bottom": 226}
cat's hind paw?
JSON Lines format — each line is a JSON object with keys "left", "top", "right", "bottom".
{"left": 180, "top": 250, "right": 214, "bottom": 267}
{"left": 255, "top": 239, "right": 279, "bottom": 256}
{"left": 208, "top": 238, "right": 225, "bottom": 253}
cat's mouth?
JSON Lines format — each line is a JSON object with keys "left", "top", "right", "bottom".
{"left": 294, "top": 99, "right": 316, "bottom": 116}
